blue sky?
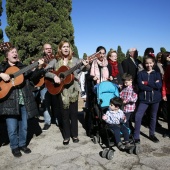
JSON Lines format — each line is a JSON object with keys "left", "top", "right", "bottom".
{"left": 1, "top": 0, "right": 170, "bottom": 57}
{"left": 71, "top": 0, "right": 170, "bottom": 57}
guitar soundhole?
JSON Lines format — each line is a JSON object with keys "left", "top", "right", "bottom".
{"left": 59, "top": 73, "right": 65, "bottom": 79}
{"left": 10, "top": 74, "right": 14, "bottom": 78}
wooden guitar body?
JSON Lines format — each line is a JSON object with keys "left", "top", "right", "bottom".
{"left": 0, "top": 66, "right": 24, "bottom": 99}
{"left": 45, "top": 66, "right": 74, "bottom": 95}
{"left": 34, "top": 77, "right": 44, "bottom": 87}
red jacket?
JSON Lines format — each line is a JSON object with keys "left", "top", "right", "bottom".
{"left": 162, "top": 65, "right": 170, "bottom": 97}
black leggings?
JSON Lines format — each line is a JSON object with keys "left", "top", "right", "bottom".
{"left": 61, "top": 101, "right": 78, "bottom": 140}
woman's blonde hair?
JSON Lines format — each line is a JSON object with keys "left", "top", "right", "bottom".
{"left": 56, "top": 40, "right": 73, "bottom": 60}
{"left": 107, "top": 49, "right": 117, "bottom": 60}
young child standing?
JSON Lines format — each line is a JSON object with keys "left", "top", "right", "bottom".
{"left": 120, "top": 73, "right": 138, "bottom": 132}
{"left": 133, "top": 55, "right": 162, "bottom": 143}
{"left": 102, "top": 97, "right": 130, "bottom": 150}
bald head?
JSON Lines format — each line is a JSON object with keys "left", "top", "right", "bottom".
{"left": 43, "top": 44, "right": 52, "bottom": 56}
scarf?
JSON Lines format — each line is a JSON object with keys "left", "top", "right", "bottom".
{"left": 108, "top": 59, "right": 119, "bottom": 77}
{"left": 90, "top": 58, "right": 109, "bottom": 84}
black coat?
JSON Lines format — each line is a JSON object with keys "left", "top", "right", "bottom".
{"left": 107, "top": 62, "right": 124, "bottom": 86}
{"left": 121, "top": 57, "right": 142, "bottom": 84}
{"left": 0, "top": 61, "right": 39, "bottom": 118}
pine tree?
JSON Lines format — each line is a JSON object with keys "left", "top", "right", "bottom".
{"left": 160, "top": 47, "right": 166, "bottom": 53}
{"left": 117, "top": 45, "right": 125, "bottom": 63}
{"left": 5, "top": 0, "right": 77, "bottom": 63}
{"left": 83, "top": 53, "right": 87, "bottom": 60}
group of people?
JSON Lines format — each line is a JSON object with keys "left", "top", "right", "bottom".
{"left": 0, "top": 41, "right": 169, "bottom": 157}
{"left": 0, "top": 40, "right": 89, "bottom": 157}
{"left": 81, "top": 46, "right": 170, "bottom": 150}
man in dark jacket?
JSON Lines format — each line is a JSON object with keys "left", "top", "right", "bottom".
{"left": 121, "top": 48, "right": 143, "bottom": 86}
{"left": 0, "top": 42, "right": 44, "bottom": 157}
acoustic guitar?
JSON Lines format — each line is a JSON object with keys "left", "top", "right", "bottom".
{"left": 0, "top": 55, "right": 53, "bottom": 99}
{"left": 33, "top": 55, "right": 54, "bottom": 87}
{"left": 45, "top": 51, "right": 101, "bottom": 95}
{"left": 34, "top": 67, "right": 53, "bottom": 87}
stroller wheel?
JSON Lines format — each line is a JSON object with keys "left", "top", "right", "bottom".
{"left": 134, "top": 145, "right": 140, "bottom": 155}
{"left": 128, "top": 146, "right": 134, "bottom": 154}
{"left": 93, "top": 136, "right": 98, "bottom": 144}
{"left": 106, "top": 150, "right": 114, "bottom": 160}
{"left": 101, "top": 148, "right": 109, "bottom": 158}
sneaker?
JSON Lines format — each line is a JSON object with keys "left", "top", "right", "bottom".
{"left": 42, "top": 124, "right": 51, "bottom": 131}
{"left": 12, "top": 148, "right": 22, "bottom": 157}
{"left": 19, "top": 146, "right": 31, "bottom": 154}
{"left": 149, "top": 135, "right": 159, "bottom": 143}
{"left": 117, "top": 142, "right": 125, "bottom": 150}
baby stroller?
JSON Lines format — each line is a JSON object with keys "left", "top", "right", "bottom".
{"left": 90, "top": 81, "right": 119, "bottom": 143}
{"left": 90, "top": 81, "right": 140, "bottom": 160}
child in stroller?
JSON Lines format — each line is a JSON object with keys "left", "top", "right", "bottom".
{"left": 90, "top": 81, "right": 140, "bottom": 159}
{"left": 102, "top": 97, "right": 131, "bottom": 150}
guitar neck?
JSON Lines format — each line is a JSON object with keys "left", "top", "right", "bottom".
{"left": 64, "top": 61, "right": 82, "bottom": 77}
{"left": 13, "top": 61, "right": 39, "bottom": 78}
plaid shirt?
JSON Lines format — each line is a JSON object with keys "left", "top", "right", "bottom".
{"left": 120, "top": 86, "right": 137, "bottom": 113}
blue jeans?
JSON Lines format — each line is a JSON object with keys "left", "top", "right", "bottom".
{"left": 134, "top": 102, "right": 159, "bottom": 139}
{"left": 6, "top": 105, "right": 28, "bottom": 149}
{"left": 109, "top": 124, "right": 129, "bottom": 144}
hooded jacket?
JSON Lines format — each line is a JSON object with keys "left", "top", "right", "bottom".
{"left": 137, "top": 70, "right": 162, "bottom": 104}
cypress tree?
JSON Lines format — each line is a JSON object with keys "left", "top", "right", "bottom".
{"left": 83, "top": 53, "right": 87, "bottom": 60}
{"left": 5, "top": 0, "right": 77, "bottom": 63}
{"left": 117, "top": 45, "right": 125, "bottom": 63}
{"left": 160, "top": 47, "right": 166, "bottom": 53}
